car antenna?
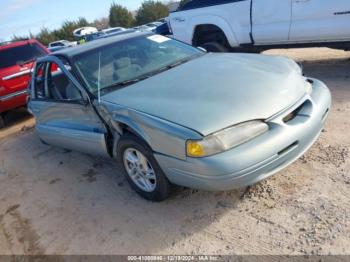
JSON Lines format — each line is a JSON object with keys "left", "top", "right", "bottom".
{"left": 97, "top": 51, "right": 101, "bottom": 103}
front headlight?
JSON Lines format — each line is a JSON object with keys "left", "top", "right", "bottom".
{"left": 186, "top": 120, "right": 269, "bottom": 158}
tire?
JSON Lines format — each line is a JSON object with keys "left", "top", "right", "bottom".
{"left": 0, "top": 114, "right": 5, "bottom": 129}
{"left": 201, "top": 42, "right": 228, "bottom": 53}
{"left": 117, "top": 133, "right": 172, "bottom": 201}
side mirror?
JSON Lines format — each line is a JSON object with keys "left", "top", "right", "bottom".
{"left": 197, "top": 47, "right": 207, "bottom": 53}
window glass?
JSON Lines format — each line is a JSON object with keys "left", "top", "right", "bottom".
{"left": 46, "top": 62, "right": 82, "bottom": 101}
{"left": 74, "top": 35, "right": 203, "bottom": 95}
{"left": 34, "top": 63, "right": 46, "bottom": 99}
{"left": 34, "top": 61, "right": 81, "bottom": 102}
{"left": 178, "top": 0, "right": 237, "bottom": 11}
{"left": 51, "top": 42, "right": 64, "bottom": 47}
{"left": 0, "top": 43, "right": 47, "bottom": 69}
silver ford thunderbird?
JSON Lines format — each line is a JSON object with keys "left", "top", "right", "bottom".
{"left": 28, "top": 32, "right": 331, "bottom": 201}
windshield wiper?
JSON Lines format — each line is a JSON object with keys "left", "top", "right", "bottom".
{"left": 101, "top": 75, "right": 150, "bottom": 94}
{"left": 159, "top": 54, "right": 201, "bottom": 71}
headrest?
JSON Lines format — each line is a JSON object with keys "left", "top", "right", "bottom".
{"left": 114, "top": 57, "right": 131, "bottom": 69}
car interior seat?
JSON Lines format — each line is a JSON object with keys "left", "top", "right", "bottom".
{"left": 65, "top": 82, "right": 81, "bottom": 100}
{"left": 113, "top": 57, "right": 141, "bottom": 81}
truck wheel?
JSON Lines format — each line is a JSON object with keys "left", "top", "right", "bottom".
{"left": 201, "top": 42, "right": 228, "bottom": 53}
{"left": 117, "top": 133, "right": 172, "bottom": 201}
{"left": 0, "top": 114, "right": 5, "bottom": 129}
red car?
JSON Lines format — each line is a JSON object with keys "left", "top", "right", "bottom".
{"left": 0, "top": 39, "right": 49, "bottom": 128}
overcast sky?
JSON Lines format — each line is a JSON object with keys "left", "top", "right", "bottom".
{"left": 0, "top": 0, "right": 159, "bottom": 41}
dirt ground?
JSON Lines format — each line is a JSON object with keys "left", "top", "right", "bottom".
{"left": 0, "top": 48, "right": 349, "bottom": 256}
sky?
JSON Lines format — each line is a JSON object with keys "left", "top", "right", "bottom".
{"left": 0, "top": 0, "right": 155, "bottom": 41}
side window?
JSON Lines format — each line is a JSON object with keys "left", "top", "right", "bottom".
{"left": 45, "top": 62, "right": 82, "bottom": 102}
{"left": 34, "top": 63, "right": 46, "bottom": 99}
{"left": 179, "top": 0, "right": 236, "bottom": 11}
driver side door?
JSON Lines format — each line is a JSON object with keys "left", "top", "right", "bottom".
{"left": 28, "top": 57, "right": 109, "bottom": 157}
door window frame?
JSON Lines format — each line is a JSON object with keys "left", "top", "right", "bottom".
{"left": 31, "top": 56, "right": 90, "bottom": 105}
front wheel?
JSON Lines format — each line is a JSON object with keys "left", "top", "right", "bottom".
{"left": 117, "top": 134, "right": 172, "bottom": 201}
{"left": 200, "top": 42, "right": 228, "bottom": 53}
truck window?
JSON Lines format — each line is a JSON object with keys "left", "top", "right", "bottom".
{"left": 0, "top": 43, "right": 47, "bottom": 69}
{"left": 178, "top": 0, "right": 242, "bottom": 11}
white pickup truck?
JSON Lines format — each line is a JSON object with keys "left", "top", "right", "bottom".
{"left": 169, "top": 0, "right": 350, "bottom": 52}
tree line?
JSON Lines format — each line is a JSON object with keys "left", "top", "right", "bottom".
{"left": 12, "top": 1, "right": 176, "bottom": 46}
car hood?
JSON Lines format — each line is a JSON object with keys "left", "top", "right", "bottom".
{"left": 101, "top": 53, "right": 306, "bottom": 136}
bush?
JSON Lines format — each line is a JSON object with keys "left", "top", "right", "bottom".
{"left": 135, "top": 1, "right": 169, "bottom": 25}
{"left": 109, "top": 3, "right": 135, "bottom": 28}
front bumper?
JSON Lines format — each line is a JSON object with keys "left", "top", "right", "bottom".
{"left": 155, "top": 78, "right": 331, "bottom": 191}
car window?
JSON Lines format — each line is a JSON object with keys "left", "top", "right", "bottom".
{"left": 0, "top": 43, "right": 47, "bottom": 69}
{"left": 34, "top": 63, "right": 46, "bottom": 99}
{"left": 46, "top": 62, "right": 82, "bottom": 101}
{"left": 178, "top": 0, "right": 238, "bottom": 11}
{"left": 74, "top": 35, "right": 204, "bottom": 95}
{"left": 34, "top": 61, "right": 81, "bottom": 102}
{"left": 51, "top": 42, "right": 63, "bottom": 47}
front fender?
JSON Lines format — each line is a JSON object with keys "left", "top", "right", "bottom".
{"left": 188, "top": 15, "right": 239, "bottom": 47}
{"left": 97, "top": 101, "right": 202, "bottom": 160}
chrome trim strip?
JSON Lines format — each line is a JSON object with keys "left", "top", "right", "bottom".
{"left": 0, "top": 89, "right": 28, "bottom": 101}
{"left": 2, "top": 69, "right": 33, "bottom": 81}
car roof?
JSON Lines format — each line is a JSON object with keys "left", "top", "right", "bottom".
{"left": 0, "top": 39, "right": 39, "bottom": 51}
{"left": 49, "top": 31, "right": 151, "bottom": 59}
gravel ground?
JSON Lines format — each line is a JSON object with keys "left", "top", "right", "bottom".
{"left": 0, "top": 48, "right": 349, "bottom": 255}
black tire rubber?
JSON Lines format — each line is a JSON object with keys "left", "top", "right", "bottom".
{"left": 201, "top": 42, "right": 228, "bottom": 53}
{"left": 0, "top": 114, "right": 5, "bottom": 129}
{"left": 117, "top": 133, "right": 172, "bottom": 201}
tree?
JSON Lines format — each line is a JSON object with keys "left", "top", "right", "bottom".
{"left": 55, "top": 17, "right": 91, "bottom": 41}
{"left": 11, "top": 35, "right": 28, "bottom": 41}
{"left": 93, "top": 17, "right": 110, "bottom": 30}
{"left": 109, "top": 3, "right": 134, "bottom": 28}
{"left": 135, "top": 1, "right": 169, "bottom": 25}
{"left": 11, "top": 17, "right": 92, "bottom": 45}
{"left": 36, "top": 27, "right": 57, "bottom": 46}
{"left": 178, "top": 0, "right": 190, "bottom": 9}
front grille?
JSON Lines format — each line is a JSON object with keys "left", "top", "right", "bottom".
{"left": 283, "top": 99, "right": 312, "bottom": 124}
{"left": 278, "top": 141, "right": 299, "bottom": 156}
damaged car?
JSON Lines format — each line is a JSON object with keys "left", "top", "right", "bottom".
{"left": 28, "top": 32, "right": 331, "bottom": 201}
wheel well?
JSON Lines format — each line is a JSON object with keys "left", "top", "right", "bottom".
{"left": 111, "top": 123, "right": 151, "bottom": 158}
{"left": 192, "top": 24, "right": 229, "bottom": 48}
{"left": 120, "top": 124, "right": 140, "bottom": 138}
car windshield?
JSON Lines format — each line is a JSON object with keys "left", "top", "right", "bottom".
{"left": 74, "top": 35, "right": 204, "bottom": 95}
{"left": 0, "top": 43, "right": 47, "bottom": 69}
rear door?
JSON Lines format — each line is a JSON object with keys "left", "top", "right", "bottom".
{"left": 28, "top": 57, "right": 109, "bottom": 157}
{"left": 289, "top": 0, "right": 350, "bottom": 42}
{"left": 0, "top": 42, "right": 47, "bottom": 98}
{"left": 252, "top": 0, "right": 292, "bottom": 44}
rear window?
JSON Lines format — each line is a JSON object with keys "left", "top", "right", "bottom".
{"left": 50, "top": 42, "right": 63, "bottom": 47}
{"left": 0, "top": 43, "right": 47, "bottom": 69}
{"left": 178, "top": 0, "right": 239, "bottom": 11}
